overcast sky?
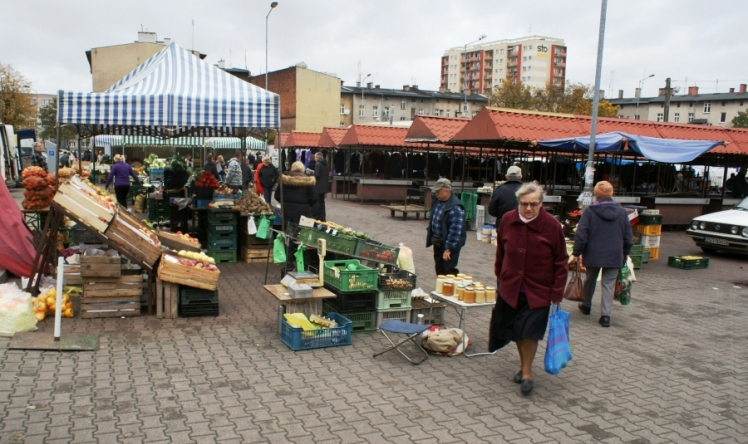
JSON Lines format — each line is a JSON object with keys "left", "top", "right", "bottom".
{"left": 2, "top": 0, "right": 746, "bottom": 100}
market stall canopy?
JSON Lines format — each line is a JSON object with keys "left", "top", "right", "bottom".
{"left": 537, "top": 131, "right": 723, "bottom": 163}
{"left": 58, "top": 42, "right": 279, "bottom": 138}
{"left": 279, "top": 133, "right": 290, "bottom": 148}
{"left": 318, "top": 127, "right": 348, "bottom": 148}
{"left": 206, "top": 137, "right": 266, "bottom": 150}
{"left": 404, "top": 116, "right": 469, "bottom": 144}
{"left": 93, "top": 135, "right": 205, "bottom": 147}
{"left": 338, "top": 125, "right": 412, "bottom": 150}
{"left": 285, "top": 131, "right": 321, "bottom": 148}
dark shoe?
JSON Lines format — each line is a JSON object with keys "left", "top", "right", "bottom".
{"left": 578, "top": 303, "right": 591, "bottom": 315}
{"left": 513, "top": 371, "right": 523, "bottom": 384}
{"left": 521, "top": 379, "right": 534, "bottom": 395}
{"left": 599, "top": 316, "right": 610, "bottom": 328}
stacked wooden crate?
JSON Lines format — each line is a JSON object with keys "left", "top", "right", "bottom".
{"left": 239, "top": 216, "right": 273, "bottom": 263}
{"left": 80, "top": 252, "right": 143, "bottom": 318}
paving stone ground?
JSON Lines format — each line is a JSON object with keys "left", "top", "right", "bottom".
{"left": 2, "top": 196, "right": 747, "bottom": 443}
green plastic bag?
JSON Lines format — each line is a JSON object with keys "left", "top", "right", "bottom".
{"left": 256, "top": 215, "right": 271, "bottom": 240}
{"left": 273, "top": 234, "right": 287, "bottom": 264}
{"left": 294, "top": 243, "right": 305, "bottom": 272}
{"left": 614, "top": 263, "right": 633, "bottom": 305}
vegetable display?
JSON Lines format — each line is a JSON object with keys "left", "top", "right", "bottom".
{"left": 143, "top": 154, "right": 165, "bottom": 172}
{"left": 235, "top": 191, "right": 273, "bottom": 215}
{"left": 21, "top": 167, "right": 55, "bottom": 210}
{"left": 167, "top": 154, "right": 189, "bottom": 172}
{"left": 195, "top": 171, "right": 220, "bottom": 189}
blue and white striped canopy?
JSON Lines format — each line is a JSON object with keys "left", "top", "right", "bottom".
{"left": 58, "top": 42, "right": 279, "bottom": 137}
{"left": 206, "top": 137, "right": 266, "bottom": 150}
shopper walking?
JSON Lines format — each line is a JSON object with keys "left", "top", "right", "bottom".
{"left": 258, "top": 156, "right": 279, "bottom": 204}
{"left": 571, "top": 181, "right": 633, "bottom": 328}
{"left": 223, "top": 151, "right": 244, "bottom": 193}
{"left": 312, "top": 151, "right": 330, "bottom": 221}
{"left": 216, "top": 155, "right": 226, "bottom": 182}
{"left": 274, "top": 161, "right": 317, "bottom": 226}
{"left": 426, "top": 178, "right": 466, "bottom": 275}
{"left": 105, "top": 154, "right": 140, "bottom": 208}
{"left": 491, "top": 182, "right": 568, "bottom": 395}
{"left": 487, "top": 165, "right": 523, "bottom": 227}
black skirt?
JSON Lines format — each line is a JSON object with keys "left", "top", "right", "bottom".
{"left": 488, "top": 292, "right": 550, "bottom": 352}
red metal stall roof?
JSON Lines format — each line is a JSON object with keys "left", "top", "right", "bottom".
{"left": 285, "top": 131, "right": 321, "bottom": 148}
{"left": 279, "top": 132, "right": 290, "bottom": 147}
{"left": 318, "top": 127, "right": 348, "bottom": 148}
{"left": 338, "top": 125, "right": 411, "bottom": 148}
{"left": 450, "top": 107, "right": 588, "bottom": 143}
{"left": 405, "top": 116, "right": 469, "bottom": 143}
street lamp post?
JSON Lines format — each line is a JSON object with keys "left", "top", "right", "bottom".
{"left": 463, "top": 34, "right": 486, "bottom": 116}
{"left": 635, "top": 73, "right": 654, "bottom": 120}
{"left": 361, "top": 73, "right": 371, "bottom": 120}
{"left": 265, "top": 1, "right": 278, "bottom": 90}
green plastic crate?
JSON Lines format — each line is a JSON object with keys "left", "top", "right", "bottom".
{"left": 668, "top": 255, "right": 709, "bottom": 270}
{"left": 631, "top": 255, "right": 643, "bottom": 270}
{"left": 629, "top": 244, "right": 645, "bottom": 255}
{"left": 354, "top": 239, "right": 399, "bottom": 265}
{"left": 376, "top": 290, "right": 412, "bottom": 310}
{"left": 323, "top": 302, "right": 376, "bottom": 334}
{"left": 323, "top": 260, "right": 378, "bottom": 292}
{"left": 208, "top": 210, "right": 238, "bottom": 225}
{"left": 208, "top": 223, "right": 237, "bottom": 236}
{"left": 300, "top": 228, "right": 358, "bottom": 255}
{"left": 207, "top": 249, "right": 237, "bottom": 264}
{"left": 642, "top": 250, "right": 651, "bottom": 264}
{"left": 207, "top": 233, "right": 238, "bottom": 251}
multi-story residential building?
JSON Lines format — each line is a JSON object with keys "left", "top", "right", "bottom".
{"left": 339, "top": 83, "right": 488, "bottom": 127}
{"left": 441, "top": 36, "right": 567, "bottom": 95}
{"left": 610, "top": 84, "right": 748, "bottom": 126}
{"left": 249, "top": 65, "right": 341, "bottom": 133}
{"left": 86, "top": 31, "right": 204, "bottom": 93}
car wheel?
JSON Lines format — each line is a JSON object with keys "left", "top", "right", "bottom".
{"left": 700, "top": 246, "right": 717, "bottom": 254}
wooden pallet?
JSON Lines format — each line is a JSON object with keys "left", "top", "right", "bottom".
{"left": 157, "top": 253, "right": 220, "bottom": 291}
{"left": 155, "top": 278, "right": 179, "bottom": 319}
{"left": 380, "top": 204, "right": 428, "bottom": 220}
{"left": 80, "top": 254, "right": 122, "bottom": 278}
{"left": 80, "top": 296, "right": 140, "bottom": 319}
{"left": 240, "top": 246, "right": 273, "bottom": 264}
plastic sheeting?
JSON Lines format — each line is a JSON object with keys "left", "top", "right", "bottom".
{"left": 537, "top": 131, "right": 722, "bottom": 163}
{"left": 0, "top": 182, "right": 37, "bottom": 278}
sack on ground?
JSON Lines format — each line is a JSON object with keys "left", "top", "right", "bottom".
{"left": 422, "top": 327, "right": 469, "bottom": 356}
{"left": 544, "top": 303, "right": 572, "bottom": 375}
{"left": 563, "top": 268, "right": 585, "bottom": 302}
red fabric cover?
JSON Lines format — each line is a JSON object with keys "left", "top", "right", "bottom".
{"left": 0, "top": 181, "right": 37, "bottom": 277}
{"left": 494, "top": 207, "right": 569, "bottom": 310}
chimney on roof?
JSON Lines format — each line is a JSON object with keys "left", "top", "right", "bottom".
{"left": 730, "top": 88, "right": 735, "bottom": 93}
{"left": 688, "top": 86, "right": 699, "bottom": 96}
{"left": 412, "top": 85, "right": 418, "bottom": 90}
{"left": 403, "top": 85, "right": 410, "bottom": 91}
{"left": 216, "top": 59, "right": 225, "bottom": 69}
{"left": 356, "top": 81, "right": 361, "bottom": 87}
{"left": 375, "top": 85, "right": 380, "bottom": 89}
{"left": 163, "top": 37, "right": 171, "bottom": 45}
{"left": 137, "top": 31, "right": 157, "bottom": 43}
{"left": 740, "top": 84, "right": 747, "bottom": 93}
{"left": 341, "top": 80, "right": 345, "bottom": 87}
{"left": 618, "top": 90, "right": 624, "bottom": 99}
{"left": 367, "top": 82, "right": 373, "bottom": 89}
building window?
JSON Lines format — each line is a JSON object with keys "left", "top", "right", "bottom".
{"left": 400, "top": 117, "right": 406, "bottom": 121}
{"left": 656, "top": 113, "right": 663, "bottom": 122}
{"left": 740, "top": 101, "right": 744, "bottom": 106}
{"left": 635, "top": 114, "right": 640, "bottom": 120}
{"left": 340, "top": 122, "right": 345, "bottom": 127}
{"left": 400, "top": 100, "right": 406, "bottom": 110}
{"left": 446, "top": 110, "right": 451, "bottom": 118}
{"left": 30, "top": 99, "right": 36, "bottom": 105}
{"left": 703, "top": 102, "right": 711, "bottom": 113}
{"left": 384, "top": 106, "right": 390, "bottom": 118}
{"left": 721, "top": 102, "right": 726, "bottom": 106}
{"left": 359, "top": 105, "right": 365, "bottom": 118}
{"left": 340, "top": 104, "right": 346, "bottom": 114}
{"left": 674, "top": 113, "right": 680, "bottom": 122}
{"left": 418, "top": 108, "right": 424, "bottom": 116}
{"left": 434, "top": 109, "right": 440, "bottom": 117}
{"left": 720, "top": 112, "right": 727, "bottom": 123}
{"left": 677, "top": 103, "right": 681, "bottom": 108}
{"left": 688, "top": 112, "right": 694, "bottom": 122}
{"left": 463, "top": 104, "right": 468, "bottom": 112}
{"left": 373, "top": 106, "right": 378, "bottom": 118}
{"left": 41, "top": 99, "right": 50, "bottom": 106}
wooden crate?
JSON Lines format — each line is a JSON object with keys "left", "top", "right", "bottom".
{"left": 156, "top": 278, "right": 179, "bottom": 319}
{"left": 157, "top": 253, "right": 220, "bottom": 291}
{"left": 83, "top": 274, "right": 143, "bottom": 298}
{"left": 58, "top": 264, "right": 82, "bottom": 285}
{"left": 240, "top": 230, "right": 272, "bottom": 248}
{"left": 80, "top": 296, "right": 140, "bottom": 319}
{"left": 240, "top": 246, "right": 273, "bottom": 264}
{"left": 105, "top": 212, "right": 162, "bottom": 268}
{"left": 80, "top": 254, "right": 122, "bottom": 277}
{"left": 157, "top": 230, "right": 201, "bottom": 253}
{"left": 52, "top": 182, "right": 115, "bottom": 233}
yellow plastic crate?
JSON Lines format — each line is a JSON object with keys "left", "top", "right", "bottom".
{"left": 645, "top": 246, "right": 659, "bottom": 261}
{"left": 634, "top": 224, "right": 662, "bottom": 236}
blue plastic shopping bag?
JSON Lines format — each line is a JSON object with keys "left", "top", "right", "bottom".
{"left": 544, "top": 303, "right": 572, "bottom": 375}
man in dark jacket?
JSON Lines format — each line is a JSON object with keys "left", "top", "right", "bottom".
{"left": 571, "top": 181, "right": 633, "bottom": 328}
{"left": 258, "top": 157, "right": 279, "bottom": 203}
{"left": 274, "top": 161, "right": 317, "bottom": 225}
{"left": 312, "top": 152, "right": 330, "bottom": 221}
{"left": 426, "top": 178, "right": 467, "bottom": 275}
{"left": 487, "top": 165, "right": 523, "bottom": 227}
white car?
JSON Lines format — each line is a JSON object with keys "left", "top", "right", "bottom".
{"left": 687, "top": 197, "right": 748, "bottom": 254}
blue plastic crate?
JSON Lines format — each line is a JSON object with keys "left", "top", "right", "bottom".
{"left": 195, "top": 199, "right": 211, "bottom": 209}
{"left": 280, "top": 312, "right": 352, "bottom": 350}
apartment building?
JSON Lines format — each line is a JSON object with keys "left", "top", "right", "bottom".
{"left": 86, "top": 31, "right": 204, "bottom": 93}
{"left": 610, "top": 84, "right": 748, "bottom": 126}
{"left": 441, "top": 36, "right": 567, "bottom": 96}
{"left": 339, "top": 83, "right": 488, "bottom": 127}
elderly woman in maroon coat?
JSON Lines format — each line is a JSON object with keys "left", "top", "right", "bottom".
{"left": 490, "top": 182, "right": 568, "bottom": 395}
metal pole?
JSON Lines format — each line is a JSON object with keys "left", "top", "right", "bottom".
{"left": 265, "top": 2, "right": 278, "bottom": 91}
{"left": 581, "top": 0, "right": 608, "bottom": 210}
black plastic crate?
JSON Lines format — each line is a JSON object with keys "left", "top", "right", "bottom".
{"left": 180, "top": 286, "right": 219, "bottom": 304}
{"left": 323, "top": 284, "right": 377, "bottom": 313}
{"left": 377, "top": 265, "right": 417, "bottom": 291}
{"left": 179, "top": 301, "right": 219, "bottom": 317}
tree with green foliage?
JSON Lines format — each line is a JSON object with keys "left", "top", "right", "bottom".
{"left": 488, "top": 79, "right": 619, "bottom": 117}
{"left": 38, "top": 97, "right": 76, "bottom": 143}
{"left": 732, "top": 109, "right": 748, "bottom": 128}
{"left": 0, "top": 62, "right": 36, "bottom": 129}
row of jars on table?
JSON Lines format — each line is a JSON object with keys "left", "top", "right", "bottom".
{"left": 435, "top": 274, "right": 496, "bottom": 304}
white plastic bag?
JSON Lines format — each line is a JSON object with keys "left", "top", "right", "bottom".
{"left": 0, "top": 283, "right": 38, "bottom": 335}
{"left": 397, "top": 242, "right": 416, "bottom": 274}
{"left": 247, "top": 216, "right": 257, "bottom": 235}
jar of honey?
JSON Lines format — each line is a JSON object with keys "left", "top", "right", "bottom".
{"left": 455, "top": 284, "right": 465, "bottom": 301}
{"left": 463, "top": 285, "right": 475, "bottom": 304}
{"left": 485, "top": 286, "right": 497, "bottom": 303}
{"left": 435, "top": 275, "right": 446, "bottom": 294}
{"left": 475, "top": 287, "right": 486, "bottom": 304}
{"left": 463, "top": 276, "right": 473, "bottom": 285}
{"left": 442, "top": 278, "right": 454, "bottom": 297}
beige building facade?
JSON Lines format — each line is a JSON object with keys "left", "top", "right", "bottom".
{"left": 441, "top": 35, "right": 567, "bottom": 95}
{"left": 87, "top": 32, "right": 204, "bottom": 93}
{"left": 611, "top": 84, "right": 748, "bottom": 126}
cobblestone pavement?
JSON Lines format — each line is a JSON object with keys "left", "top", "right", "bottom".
{"left": 2, "top": 197, "right": 747, "bottom": 443}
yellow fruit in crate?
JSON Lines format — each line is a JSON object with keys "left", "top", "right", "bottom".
{"left": 35, "top": 312, "right": 46, "bottom": 321}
